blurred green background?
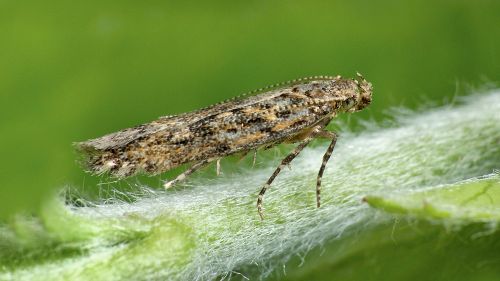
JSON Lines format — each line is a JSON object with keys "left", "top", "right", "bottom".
{"left": 0, "top": 0, "right": 499, "bottom": 218}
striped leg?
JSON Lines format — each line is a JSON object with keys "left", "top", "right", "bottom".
{"left": 257, "top": 129, "right": 320, "bottom": 219}
{"left": 164, "top": 158, "right": 214, "bottom": 189}
{"left": 316, "top": 132, "right": 338, "bottom": 207}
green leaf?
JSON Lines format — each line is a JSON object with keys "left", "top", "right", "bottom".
{"left": 1, "top": 91, "right": 500, "bottom": 280}
{"left": 364, "top": 175, "right": 500, "bottom": 222}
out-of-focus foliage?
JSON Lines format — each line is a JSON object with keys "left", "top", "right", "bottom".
{"left": 365, "top": 177, "right": 500, "bottom": 221}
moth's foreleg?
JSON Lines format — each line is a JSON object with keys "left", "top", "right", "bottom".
{"left": 257, "top": 127, "right": 321, "bottom": 220}
{"left": 164, "top": 159, "right": 214, "bottom": 189}
{"left": 316, "top": 131, "right": 338, "bottom": 208}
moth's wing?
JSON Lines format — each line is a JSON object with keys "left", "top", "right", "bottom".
{"left": 74, "top": 116, "right": 187, "bottom": 176}
{"left": 74, "top": 94, "right": 271, "bottom": 154}
{"left": 74, "top": 95, "right": 278, "bottom": 176}
{"left": 75, "top": 76, "right": 340, "bottom": 176}
{"left": 75, "top": 115, "right": 180, "bottom": 152}
{"left": 159, "top": 75, "right": 340, "bottom": 121}
{"left": 74, "top": 99, "right": 248, "bottom": 153}
{"left": 76, "top": 76, "right": 339, "bottom": 152}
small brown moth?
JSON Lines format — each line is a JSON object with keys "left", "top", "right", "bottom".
{"left": 76, "top": 73, "right": 372, "bottom": 219}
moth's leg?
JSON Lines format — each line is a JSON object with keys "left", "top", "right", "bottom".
{"left": 216, "top": 159, "right": 221, "bottom": 176}
{"left": 316, "top": 131, "right": 338, "bottom": 208}
{"left": 164, "top": 159, "right": 214, "bottom": 189}
{"left": 257, "top": 129, "right": 319, "bottom": 219}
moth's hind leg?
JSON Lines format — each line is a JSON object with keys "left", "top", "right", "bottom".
{"left": 164, "top": 158, "right": 215, "bottom": 189}
{"left": 257, "top": 126, "right": 322, "bottom": 220}
{"left": 316, "top": 131, "right": 338, "bottom": 208}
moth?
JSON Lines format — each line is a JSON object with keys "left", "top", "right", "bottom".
{"left": 76, "top": 73, "right": 372, "bottom": 219}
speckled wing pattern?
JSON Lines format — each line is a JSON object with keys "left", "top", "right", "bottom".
{"left": 76, "top": 74, "right": 372, "bottom": 218}
{"left": 77, "top": 76, "right": 367, "bottom": 178}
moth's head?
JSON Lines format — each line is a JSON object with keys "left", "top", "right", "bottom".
{"left": 344, "top": 73, "right": 373, "bottom": 113}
